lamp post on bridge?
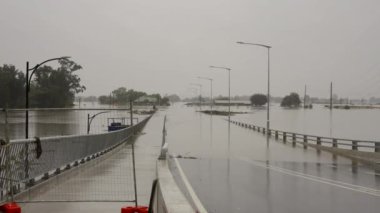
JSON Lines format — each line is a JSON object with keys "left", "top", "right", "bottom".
{"left": 237, "top": 41, "right": 271, "bottom": 141}
{"left": 25, "top": 56, "right": 71, "bottom": 139}
{"left": 190, "top": 83, "right": 202, "bottom": 110}
{"left": 209, "top": 65, "right": 231, "bottom": 123}
{"left": 87, "top": 111, "right": 109, "bottom": 134}
{"left": 197, "top": 76, "right": 213, "bottom": 113}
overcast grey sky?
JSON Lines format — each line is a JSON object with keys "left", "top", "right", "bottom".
{"left": 1, "top": 0, "right": 380, "bottom": 99}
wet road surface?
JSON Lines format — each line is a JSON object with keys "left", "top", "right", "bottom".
{"left": 166, "top": 104, "right": 380, "bottom": 213}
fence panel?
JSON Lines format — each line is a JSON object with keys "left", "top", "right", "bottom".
{"left": 0, "top": 110, "right": 152, "bottom": 203}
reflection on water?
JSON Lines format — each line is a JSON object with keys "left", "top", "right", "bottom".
{"left": 228, "top": 104, "right": 380, "bottom": 141}
{"left": 0, "top": 104, "right": 152, "bottom": 140}
{"left": 167, "top": 103, "right": 380, "bottom": 213}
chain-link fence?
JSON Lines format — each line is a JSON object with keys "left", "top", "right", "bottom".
{"left": 0, "top": 108, "right": 153, "bottom": 204}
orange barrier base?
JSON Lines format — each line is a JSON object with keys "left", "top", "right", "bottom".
{"left": 121, "top": 206, "right": 148, "bottom": 213}
{"left": 0, "top": 202, "right": 21, "bottom": 213}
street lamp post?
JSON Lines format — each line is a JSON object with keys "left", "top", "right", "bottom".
{"left": 87, "top": 111, "right": 109, "bottom": 134}
{"left": 237, "top": 41, "right": 271, "bottom": 140}
{"left": 25, "top": 56, "right": 70, "bottom": 139}
{"left": 197, "top": 77, "right": 213, "bottom": 112}
{"left": 209, "top": 66, "right": 231, "bottom": 122}
{"left": 191, "top": 83, "right": 202, "bottom": 110}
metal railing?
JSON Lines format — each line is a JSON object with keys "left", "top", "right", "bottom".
{"left": 0, "top": 114, "right": 153, "bottom": 203}
{"left": 229, "top": 120, "right": 380, "bottom": 152}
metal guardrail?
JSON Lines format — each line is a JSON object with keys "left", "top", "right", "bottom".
{"left": 229, "top": 120, "right": 380, "bottom": 152}
{"left": 0, "top": 114, "right": 153, "bottom": 203}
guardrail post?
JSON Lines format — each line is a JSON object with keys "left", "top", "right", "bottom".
{"left": 303, "top": 135, "right": 307, "bottom": 149}
{"left": 268, "top": 129, "right": 271, "bottom": 136}
{"left": 42, "top": 172, "right": 49, "bottom": 180}
{"left": 317, "top": 137, "right": 321, "bottom": 145}
{"left": 352, "top": 141, "right": 358, "bottom": 150}
{"left": 28, "top": 178, "right": 35, "bottom": 187}
{"left": 257, "top": 127, "right": 260, "bottom": 132}
{"left": 65, "top": 164, "right": 71, "bottom": 170}
{"left": 275, "top": 131, "right": 279, "bottom": 140}
{"left": 332, "top": 139, "right": 338, "bottom": 148}
{"left": 263, "top": 128, "right": 266, "bottom": 135}
{"left": 292, "top": 133, "right": 296, "bottom": 145}
{"left": 375, "top": 142, "right": 380, "bottom": 152}
{"left": 283, "top": 132, "right": 287, "bottom": 142}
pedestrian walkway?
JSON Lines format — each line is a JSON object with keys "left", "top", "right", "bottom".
{"left": 19, "top": 111, "right": 163, "bottom": 212}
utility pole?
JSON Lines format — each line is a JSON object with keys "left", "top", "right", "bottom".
{"left": 330, "top": 82, "right": 333, "bottom": 110}
{"left": 304, "top": 84, "right": 307, "bottom": 108}
{"left": 130, "top": 100, "right": 133, "bottom": 126}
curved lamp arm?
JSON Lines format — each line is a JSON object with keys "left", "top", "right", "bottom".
{"left": 28, "top": 56, "right": 71, "bottom": 89}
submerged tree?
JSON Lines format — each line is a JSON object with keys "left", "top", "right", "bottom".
{"left": 0, "top": 64, "right": 25, "bottom": 108}
{"left": 281, "top": 92, "right": 301, "bottom": 108}
{"left": 250, "top": 93, "right": 267, "bottom": 106}
{"left": 161, "top": 97, "right": 170, "bottom": 106}
{"left": 30, "top": 59, "right": 86, "bottom": 107}
{"left": 109, "top": 87, "right": 147, "bottom": 105}
{"left": 166, "top": 94, "right": 181, "bottom": 102}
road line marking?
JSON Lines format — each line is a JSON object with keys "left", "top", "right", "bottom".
{"left": 238, "top": 157, "right": 380, "bottom": 197}
{"left": 173, "top": 157, "right": 208, "bottom": 213}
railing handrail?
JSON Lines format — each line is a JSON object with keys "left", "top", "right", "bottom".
{"left": 229, "top": 119, "right": 380, "bottom": 153}
{"left": 230, "top": 119, "right": 380, "bottom": 144}
{"left": 0, "top": 107, "right": 133, "bottom": 112}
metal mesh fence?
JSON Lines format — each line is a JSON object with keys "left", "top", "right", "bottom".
{"left": 16, "top": 143, "right": 136, "bottom": 202}
{"left": 0, "top": 110, "right": 153, "bottom": 203}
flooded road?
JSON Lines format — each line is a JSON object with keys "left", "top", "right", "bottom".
{"left": 166, "top": 103, "right": 380, "bottom": 213}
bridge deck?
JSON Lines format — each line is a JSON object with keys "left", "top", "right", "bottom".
{"left": 167, "top": 104, "right": 380, "bottom": 213}
{"left": 18, "top": 112, "right": 162, "bottom": 212}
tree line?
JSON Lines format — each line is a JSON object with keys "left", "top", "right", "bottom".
{"left": 0, "top": 59, "right": 85, "bottom": 108}
{"left": 98, "top": 87, "right": 171, "bottom": 106}
{"left": 250, "top": 92, "right": 301, "bottom": 108}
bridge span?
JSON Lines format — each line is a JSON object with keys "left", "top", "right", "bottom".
{"left": 1, "top": 105, "right": 380, "bottom": 213}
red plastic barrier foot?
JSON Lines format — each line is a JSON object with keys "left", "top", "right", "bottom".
{"left": 0, "top": 202, "right": 21, "bottom": 213}
{"left": 121, "top": 206, "right": 148, "bottom": 213}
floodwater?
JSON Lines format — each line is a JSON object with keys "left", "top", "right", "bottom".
{"left": 166, "top": 103, "right": 380, "bottom": 213}
{"left": 218, "top": 103, "right": 380, "bottom": 141}
{"left": 3, "top": 102, "right": 380, "bottom": 213}
{"left": 0, "top": 103, "right": 153, "bottom": 140}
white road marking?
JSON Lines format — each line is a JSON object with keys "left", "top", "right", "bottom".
{"left": 238, "top": 157, "right": 380, "bottom": 197}
{"left": 174, "top": 157, "right": 208, "bottom": 213}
